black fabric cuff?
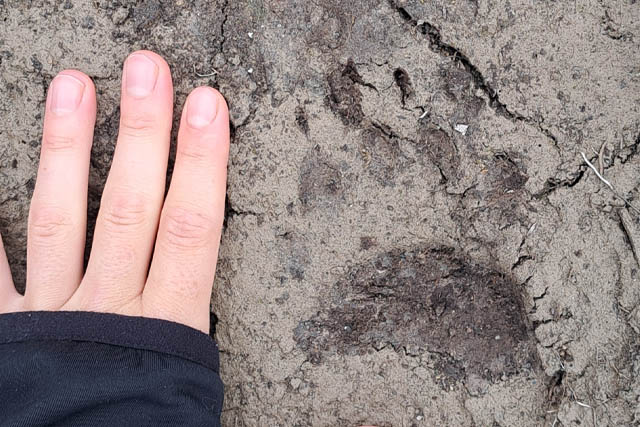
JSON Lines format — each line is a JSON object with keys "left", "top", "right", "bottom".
{"left": 0, "top": 310, "right": 219, "bottom": 372}
{"left": 0, "top": 311, "right": 223, "bottom": 426}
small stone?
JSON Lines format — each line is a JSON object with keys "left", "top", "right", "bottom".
{"left": 248, "top": 32, "right": 254, "bottom": 38}
{"left": 290, "top": 378, "right": 302, "bottom": 389}
{"left": 112, "top": 7, "right": 129, "bottom": 25}
{"left": 454, "top": 124, "right": 469, "bottom": 135}
{"left": 247, "top": 68, "right": 254, "bottom": 74}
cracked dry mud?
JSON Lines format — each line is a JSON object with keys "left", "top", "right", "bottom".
{"left": 1, "top": 1, "right": 639, "bottom": 426}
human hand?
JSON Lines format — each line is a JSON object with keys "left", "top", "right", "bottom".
{"left": 0, "top": 50, "right": 229, "bottom": 334}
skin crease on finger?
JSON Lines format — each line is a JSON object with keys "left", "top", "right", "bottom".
{"left": 0, "top": 50, "right": 230, "bottom": 335}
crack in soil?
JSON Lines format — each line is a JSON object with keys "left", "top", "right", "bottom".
{"left": 387, "top": 1, "right": 640, "bottom": 202}
{"left": 533, "top": 165, "right": 587, "bottom": 198}
{"left": 224, "top": 195, "right": 259, "bottom": 228}
{"left": 386, "top": 0, "right": 559, "bottom": 147}
{"left": 220, "top": 0, "right": 230, "bottom": 58}
{"left": 618, "top": 131, "right": 640, "bottom": 165}
{"left": 537, "top": 130, "right": 640, "bottom": 199}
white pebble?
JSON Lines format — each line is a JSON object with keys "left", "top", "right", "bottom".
{"left": 454, "top": 124, "right": 469, "bottom": 135}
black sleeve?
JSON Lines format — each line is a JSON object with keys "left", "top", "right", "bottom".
{"left": 0, "top": 311, "right": 223, "bottom": 427}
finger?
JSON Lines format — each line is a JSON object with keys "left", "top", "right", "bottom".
{"left": 77, "top": 51, "right": 173, "bottom": 309}
{"left": 144, "top": 87, "right": 229, "bottom": 333}
{"left": 0, "top": 233, "right": 20, "bottom": 312}
{"left": 24, "top": 70, "right": 96, "bottom": 310}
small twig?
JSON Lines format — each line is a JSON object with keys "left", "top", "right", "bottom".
{"left": 193, "top": 64, "right": 218, "bottom": 78}
{"left": 610, "top": 362, "right": 630, "bottom": 380}
{"left": 598, "top": 142, "right": 607, "bottom": 175}
{"left": 565, "top": 382, "right": 596, "bottom": 425}
{"left": 581, "top": 152, "right": 613, "bottom": 189}
{"left": 618, "top": 209, "right": 640, "bottom": 266}
{"left": 581, "top": 152, "right": 640, "bottom": 215}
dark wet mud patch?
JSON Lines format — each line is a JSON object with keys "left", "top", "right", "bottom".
{"left": 326, "top": 59, "right": 368, "bottom": 126}
{"left": 298, "top": 147, "right": 345, "bottom": 212}
{"left": 416, "top": 127, "right": 459, "bottom": 183}
{"left": 438, "top": 63, "right": 486, "bottom": 120}
{"left": 295, "top": 105, "right": 310, "bottom": 136}
{"left": 295, "top": 246, "right": 539, "bottom": 383}
{"left": 491, "top": 151, "right": 528, "bottom": 193}
{"left": 359, "top": 125, "right": 403, "bottom": 185}
{"left": 393, "top": 67, "right": 414, "bottom": 105}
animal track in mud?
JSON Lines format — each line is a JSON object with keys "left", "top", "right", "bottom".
{"left": 295, "top": 246, "right": 539, "bottom": 383}
{"left": 393, "top": 67, "right": 414, "bottom": 105}
{"left": 417, "top": 127, "right": 459, "bottom": 183}
{"left": 360, "top": 125, "right": 402, "bottom": 185}
{"left": 491, "top": 152, "right": 528, "bottom": 193}
{"left": 326, "top": 59, "right": 367, "bottom": 126}
{"left": 298, "top": 147, "right": 345, "bottom": 212}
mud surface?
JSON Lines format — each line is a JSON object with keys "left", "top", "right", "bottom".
{"left": 1, "top": 0, "right": 640, "bottom": 426}
{"left": 295, "top": 246, "right": 538, "bottom": 383}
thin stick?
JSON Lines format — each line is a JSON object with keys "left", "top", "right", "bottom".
{"left": 193, "top": 64, "right": 218, "bottom": 77}
{"left": 581, "top": 152, "right": 613, "bottom": 189}
{"left": 610, "top": 362, "right": 630, "bottom": 380}
{"left": 581, "top": 152, "right": 640, "bottom": 215}
{"left": 618, "top": 209, "right": 640, "bottom": 266}
{"left": 598, "top": 142, "right": 606, "bottom": 175}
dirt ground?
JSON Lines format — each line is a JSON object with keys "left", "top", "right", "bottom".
{"left": 1, "top": 0, "right": 639, "bottom": 425}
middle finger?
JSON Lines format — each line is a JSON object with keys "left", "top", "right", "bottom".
{"left": 75, "top": 51, "right": 173, "bottom": 309}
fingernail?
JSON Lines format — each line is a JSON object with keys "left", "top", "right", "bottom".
{"left": 125, "top": 53, "right": 159, "bottom": 99}
{"left": 187, "top": 88, "right": 218, "bottom": 129}
{"left": 50, "top": 74, "right": 85, "bottom": 115}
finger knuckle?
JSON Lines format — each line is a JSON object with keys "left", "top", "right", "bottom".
{"left": 42, "top": 133, "right": 76, "bottom": 152}
{"left": 152, "top": 279, "right": 201, "bottom": 311}
{"left": 101, "top": 192, "right": 148, "bottom": 232}
{"left": 29, "top": 206, "right": 73, "bottom": 241}
{"left": 171, "top": 278, "right": 202, "bottom": 301}
{"left": 162, "top": 206, "right": 214, "bottom": 250}
{"left": 92, "top": 243, "right": 137, "bottom": 287}
{"left": 119, "top": 113, "right": 158, "bottom": 139}
{"left": 177, "top": 142, "right": 209, "bottom": 164}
